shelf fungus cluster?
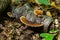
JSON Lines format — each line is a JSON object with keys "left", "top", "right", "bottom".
{"left": 7, "top": 3, "right": 56, "bottom": 32}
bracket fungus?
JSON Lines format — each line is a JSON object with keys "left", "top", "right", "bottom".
{"left": 7, "top": 12, "right": 14, "bottom": 18}
{"left": 34, "top": 9, "right": 43, "bottom": 16}
{"left": 20, "top": 16, "right": 43, "bottom": 27}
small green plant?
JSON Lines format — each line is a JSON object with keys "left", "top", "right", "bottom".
{"left": 49, "top": 29, "right": 59, "bottom": 33}
{"left": 40, "top": 29, "right": 59, "bottom": 40}
{"left": 40, "top": 33, "right": 54, "bottom": 40}
{"left": 36, "top": 0, "right": 50, "bottom": 5}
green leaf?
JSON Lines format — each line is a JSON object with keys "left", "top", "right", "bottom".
{"left": 40, "top": 33, "right": 54, "bottom": 40}
{"left": 36, "top": 0, "right": 50, "bottom": 5}
{"left": 49, "top": 29, "right": 59, "bottom": 33}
